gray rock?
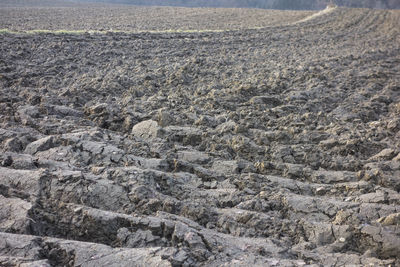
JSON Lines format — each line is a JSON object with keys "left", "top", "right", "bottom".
{"left": 131, "top": 120, "right": 163, "bottom": 140}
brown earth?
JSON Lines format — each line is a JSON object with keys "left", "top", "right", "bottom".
{"left": 0, "top": 4, "right": 400, "bottom": 267}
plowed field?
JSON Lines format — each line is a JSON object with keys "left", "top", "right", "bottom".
{"left": 1, "top": 4, "right": 400, "bottom": 266}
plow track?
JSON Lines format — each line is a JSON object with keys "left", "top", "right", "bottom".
{"left": 1, "top": 5, "right": 400, "bottom": 266}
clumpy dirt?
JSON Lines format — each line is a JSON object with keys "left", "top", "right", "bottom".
{"left": 1, "top": 4, "right": 400, "bottom": 267}
{"left": 0, "top": 5, "right": 313, "bottom": 32}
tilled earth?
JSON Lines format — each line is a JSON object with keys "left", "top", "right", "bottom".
{"left": 1, "top": 5, "right": 400, "bottom": 267}
{"left": 0, "top": 5, "right": 313, "bottom": 32}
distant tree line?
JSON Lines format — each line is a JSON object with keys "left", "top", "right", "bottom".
{"left": 77, "top": 0, "right": 400, "bottom": 9}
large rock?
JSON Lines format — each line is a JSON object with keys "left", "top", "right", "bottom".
{"left": 131, "top": 120, "right": 162, "bottom": 140}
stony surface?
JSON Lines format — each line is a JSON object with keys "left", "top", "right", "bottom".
{"left": 0, "top": 4, "right": 400, "bottom": 267}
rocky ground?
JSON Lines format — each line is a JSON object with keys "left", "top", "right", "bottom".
{"left": 0, "top": 4, "right": 400, "bottom": 267}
